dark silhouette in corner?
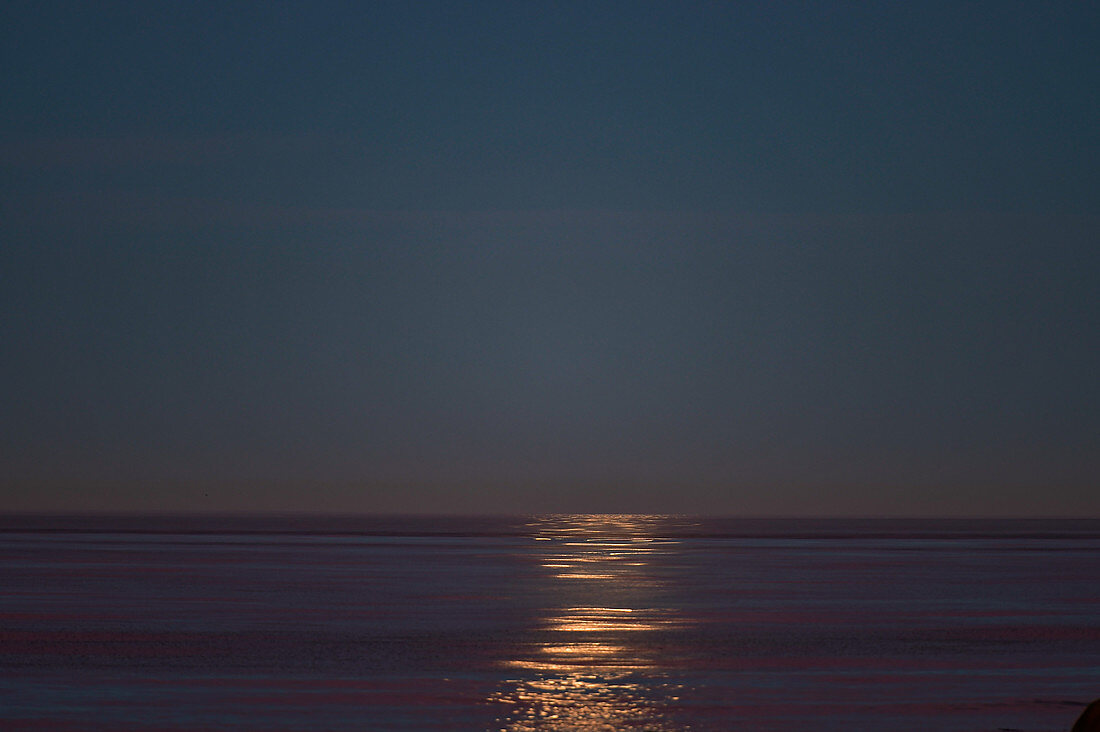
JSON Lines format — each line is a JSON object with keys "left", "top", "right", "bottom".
{"left": 1073, "top": 699, "right": 1100, "bottom": 732}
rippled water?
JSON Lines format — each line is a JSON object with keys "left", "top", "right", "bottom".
{"left": 1, "top": 514, "right": 1097, "bottom": 731}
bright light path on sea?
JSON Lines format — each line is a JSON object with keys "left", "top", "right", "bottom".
{"left": 488, "top": 514, "right": 693, "bottom": 731}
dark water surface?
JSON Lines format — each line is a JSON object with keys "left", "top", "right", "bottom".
{"left": 1, "top": 515, "right": 1097, "bottom": 731}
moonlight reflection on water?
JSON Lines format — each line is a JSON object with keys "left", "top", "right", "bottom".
{"left": 489, "top": 514, "right": 694, "bottom": 732}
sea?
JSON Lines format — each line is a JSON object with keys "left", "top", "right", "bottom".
{"left": 0, "top": 514, "right": 1097, "bottom": 731}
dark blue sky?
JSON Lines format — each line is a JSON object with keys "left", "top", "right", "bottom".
{"left": 2, "top": 1, "right": 1097, "bottom": 515}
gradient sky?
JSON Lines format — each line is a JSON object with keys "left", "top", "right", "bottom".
{"left": 2, "top": 1, "right": 1098, "bottom": 516}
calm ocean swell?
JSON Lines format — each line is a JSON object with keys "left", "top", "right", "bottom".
{"left": 0, "top": 515, "right": 1097, "bottom": 731}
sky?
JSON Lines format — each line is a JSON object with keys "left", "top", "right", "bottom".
{"left": 2, "top": 1, "right": 1098, "bottom": 516}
